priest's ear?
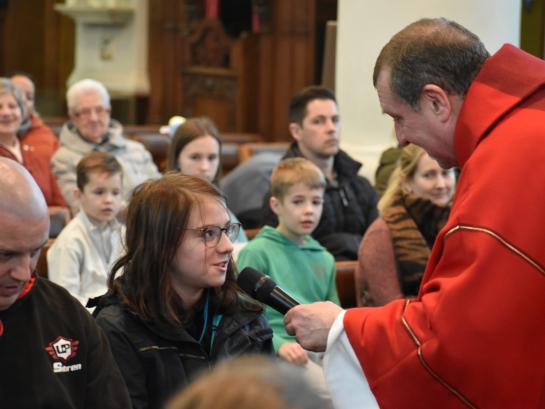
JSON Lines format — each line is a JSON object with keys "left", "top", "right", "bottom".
{"left": 420, "top": 84, "right": 453, "bottom": 122}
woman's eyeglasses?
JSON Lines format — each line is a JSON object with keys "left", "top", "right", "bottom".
{"left": 186, "top": 223, "right": 241, "bottom": 247}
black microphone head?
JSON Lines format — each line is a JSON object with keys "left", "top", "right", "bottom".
{"left": 237, "top": 267, "right": 276, "bottom": 301}
{"left": 237, "top": 267, "right": 300, "bottom": 315}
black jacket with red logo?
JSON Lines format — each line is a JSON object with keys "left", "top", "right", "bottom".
{"left": 0, "top": 276, "right": 130, "bottom": 408}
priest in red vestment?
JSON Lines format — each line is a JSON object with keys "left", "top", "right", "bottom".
{"left": 285, "top": 18, "right": 545, "bottom": 409}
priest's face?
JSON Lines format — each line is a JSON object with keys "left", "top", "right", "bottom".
{"left": 376, "top": 68, "right": 458, "bottom": 169}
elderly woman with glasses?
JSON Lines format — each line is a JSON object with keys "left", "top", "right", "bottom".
{"left": 52, "top": 78, "right": 161, "bottom": 214}
{"left": 94, "top": 173, "right": 273, "bottom": 409}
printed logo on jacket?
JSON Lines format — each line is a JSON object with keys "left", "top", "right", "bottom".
{"left": 45, "top": 336, "right": 83, "bottom": 373}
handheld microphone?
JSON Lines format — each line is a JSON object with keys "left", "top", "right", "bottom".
{"left": 237, "top": 267, "right": 299, "bottom": 315}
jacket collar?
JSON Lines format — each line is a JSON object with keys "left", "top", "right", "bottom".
{"left": 455, "top": 44, "right": 545, "bottom": 167}
{"left": 0, "top": 274, "right": 37, "bottom": 318}
{"left": 284, "top": 141, "right": 362, "bottom": 179}
{"left": 141, "top": 300, "right": 261, "bottom": 343}
{"left": 59, "top": 119, "right": 126, "bottom": 155}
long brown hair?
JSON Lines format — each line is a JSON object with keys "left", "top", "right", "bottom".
{"left": 109, "top": 173, "right": 248, "bottom": 327}
{"left": 167, "top": 117, "right": 222, "bottom": 184}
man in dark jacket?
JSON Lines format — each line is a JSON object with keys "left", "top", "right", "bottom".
{"left": 263, "top": 86, "right": 378, "bottom": 260}
{"left": 0, "top": 157, "right": 131, "bottom": 409}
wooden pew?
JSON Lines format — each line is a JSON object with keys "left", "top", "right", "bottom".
{"left": 36, "top": 239, "right": 55, "bottom": 279}
{"left": 126, "top": 131, "right": 264, "bottom": 175}
{"left": 128, "top": 132, "right": 170, "bottom": 172}
{"left": 44, "top": 118, "right": 265, "bottom": 175}
{"left": 237, "top": 141, "right": 289, "bottom": 163}
{"left": 335, "top": 260, "right": 358, "bottom": 308}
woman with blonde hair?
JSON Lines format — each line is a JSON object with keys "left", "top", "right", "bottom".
{"left": 355, "top": 145, "right": 456, "bottom": 306}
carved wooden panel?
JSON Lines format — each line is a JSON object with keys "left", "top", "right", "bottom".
{"left": 0, "top": 0, "right": 74, "bottom": 117}
{"left": 182, "top": 67, "right": 237, "bottom": 131}
{"left": 147, "top": 0, "right": 336, "bottom": 139}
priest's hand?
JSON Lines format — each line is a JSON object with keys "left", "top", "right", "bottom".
{"left": 284, "top": 301, "right": 343, "bottom": 352}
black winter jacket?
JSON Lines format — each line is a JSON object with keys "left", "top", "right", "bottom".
{"left": 94, "top": 293, "right": 273, "bottom": 409}
{"left": 263, "top": 143, "right": 379, "bottom": 260}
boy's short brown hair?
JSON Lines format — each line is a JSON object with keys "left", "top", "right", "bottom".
{"left": 76, "top": 151, "right": 123, "bottom": 190}
{"left": 271, "top": 158, "right": 326, "bottom": 200}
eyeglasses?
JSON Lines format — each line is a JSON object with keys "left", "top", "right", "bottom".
{"left": 74, "top": 106, "right": 111, "bottom": 119}
{"left": 186, "top": 223, "right": 241, "bottom": 247}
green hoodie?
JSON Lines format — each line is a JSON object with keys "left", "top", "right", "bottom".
{"left": 237, "top": 226, "right": 339, "bottom": 351}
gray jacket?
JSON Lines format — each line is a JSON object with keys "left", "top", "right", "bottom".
{"left": 51, "top": 120, "right": 161, "bottom": 213}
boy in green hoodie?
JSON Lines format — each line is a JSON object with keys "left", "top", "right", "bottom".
{"left": 237, "top": 158, "right": 339, "bottom": 395}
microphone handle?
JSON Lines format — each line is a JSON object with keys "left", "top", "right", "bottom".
{"left": 267, "top": 288, "right": 299, "bottom": 315}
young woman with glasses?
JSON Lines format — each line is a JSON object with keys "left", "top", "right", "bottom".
{"left": 94, "top": 173, "right": 273, "bottom": 409}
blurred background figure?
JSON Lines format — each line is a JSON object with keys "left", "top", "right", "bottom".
{"left": 10, "top": 72, "right": 60, "bottom": 164}
{"left": 0, "top": 78, "right": 69, "bottom": 236}
{"left": 167, "top": 116, "right": 248, "bottom": 244}
{"left": 356, "top": 145, "right": 456, "bottom": 306}
{"left": 166, "top": 355, "right": 333, "bottom": 409}
{"left": 52, "top": 78, "right": 160, "bottom": 214}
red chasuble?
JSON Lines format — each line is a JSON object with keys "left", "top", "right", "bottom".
{"left": 344, "top": 45, "right": 545, "bottom": 408}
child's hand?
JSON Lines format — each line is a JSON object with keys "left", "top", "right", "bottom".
{"left": 278, "top": 342, "right": 309, "bottom": 365}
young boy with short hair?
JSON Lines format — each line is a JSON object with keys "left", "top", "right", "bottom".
{"left": 237, "top": 157, "right": 339, "bottom": 395}
{"left": 48, "top": 151, "right": 125, "bottom": 307}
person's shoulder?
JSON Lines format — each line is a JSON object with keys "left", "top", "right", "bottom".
{"left": 367, "top": 217, "right": 389, "bottom": 234}
{"left": 340, "top": 161, "right": 377, "bottom": 198}
{"left": 117, "top": 137, "right": 155, "bottom": 163}
{"left": 334, "top": 148, "right": 361, "bottom": 170}
{"left": 51, "top": 142, "right": 81, "bottom": 163}
{"left": 52, "top": 213, "right": 88, "bottom": 242}
{"left": 122, "top": 137, "right": 146, "bottom": 150}
{"left": 281, "top": 142, "right": 302, "bottom": 159}
{"left": 244, "top": 228, "right": 288, "bottom": 252}
{"left": 93, "top": 295, "right": 135, "bottom": 333}
{"left": 226, "top": 299, "right": 267, "bottom": 324}
{"left": 34, "top": 277, "right": 92, "bottom": 318}
{"left": 114, "top": 128, "right": 147, "bottom": 154}
{"left": 304, "top": 235, "right": 333, "bottom": 255}
{"left": 237, "top": 238, "right": 268, "bottom": 263}
{"left": 94, "top": 293, "right": 124, "bottom": 319}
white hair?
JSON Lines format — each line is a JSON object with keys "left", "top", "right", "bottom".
{"left": 66, "top": 79, "right": 110, "bottom": 113}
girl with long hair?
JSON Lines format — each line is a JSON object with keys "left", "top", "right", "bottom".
{"left": 94, "top": 174, "right": 272, "bottom": 409}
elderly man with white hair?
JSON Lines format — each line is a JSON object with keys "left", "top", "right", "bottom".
{"left": 52, "top": 79, "right": 160, "bottom": 213}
